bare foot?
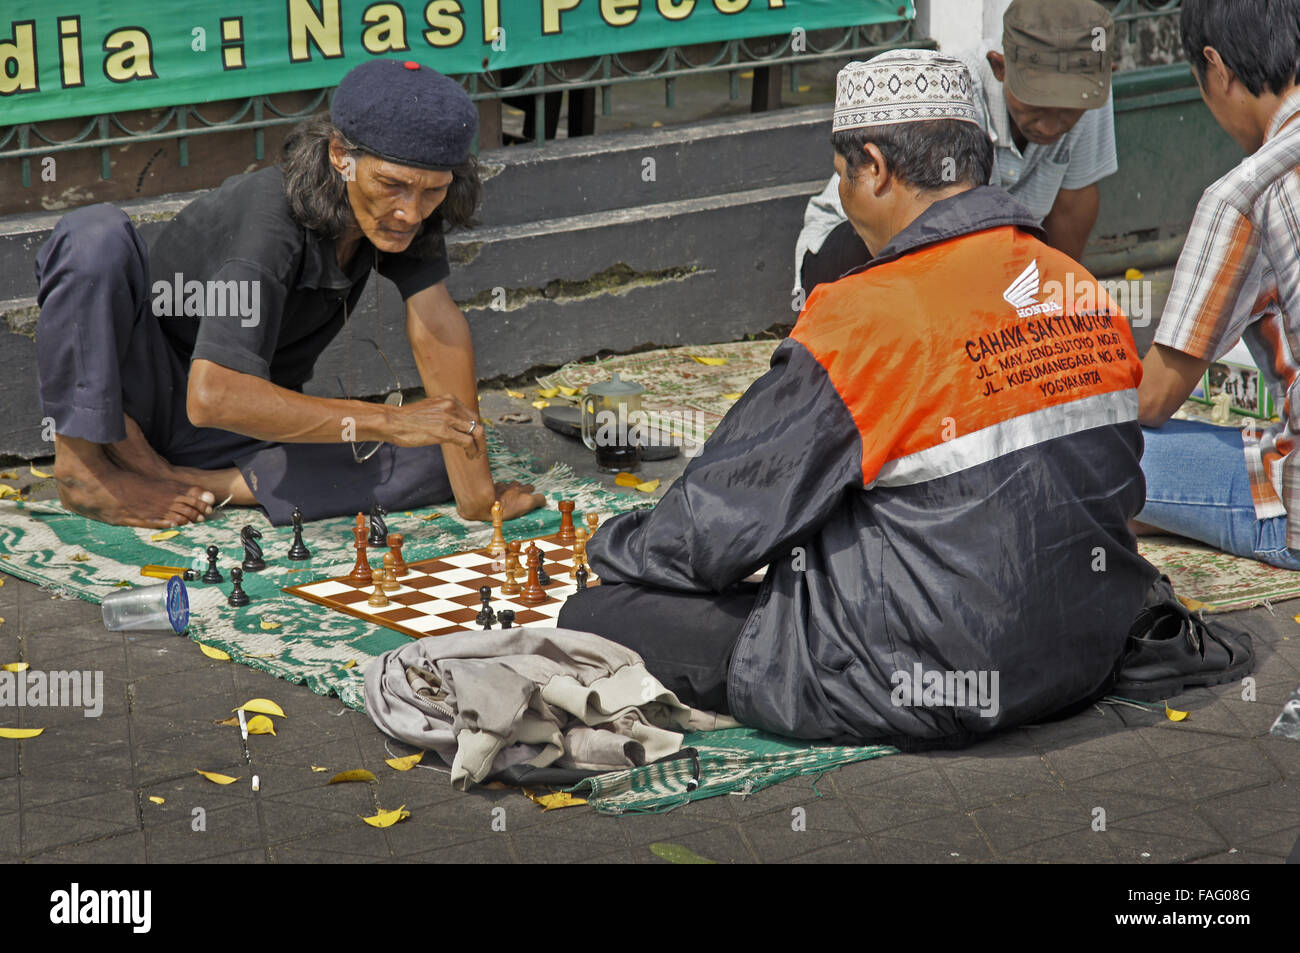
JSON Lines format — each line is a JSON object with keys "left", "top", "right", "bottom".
{"left": 53, "top": 433, "right": 216, "bottom": 529}
{"left": 106, "top": 415, "right": 255, "bottom": 505}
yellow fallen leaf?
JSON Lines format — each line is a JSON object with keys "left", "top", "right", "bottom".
{"left": 362, "top": 805, "right": 410, "bottom": 828}
{"left": 233, "top": 698, "right": 286, "bottom": 718}
{"left": 527, "top": 790, "right": 588, "bottom": 810}
{"left": 536, "top": 387, "right": 559, "bottom": 398}
{"left": 721, "top": 392, "right": 744, "bottom": 400}
{"left": 311, "top": 765, "right": 329, "bottom": 773}
{"left": 148, "top": 796, "right": 165, "bottom": 805}
{"left": 614, "top": 472, "right": 641, "bottom": 487}
{"left": 385, "top": 752, "right": 424, "bottom": 771}
{"left": 0, "top": 470, "right": 15, "bottom": 479}
{"left": 69, "top": 552, "right": 91, "bottom": 562}
{"left": 635, "top": 479, "right": 661, "bottom": 493}
{"left": 532, "top": 400, "right": 550, "bottom": 409}
{"left": 0, "top": 486, "right": 21, "bottom": 500}
{"left": 246, "top": 715, "right": 276, "bottom": 736}
{"left": 342, "top": 660, "right": 357, "bottom": 670}
{"left": 2, "top": 662, "right": 28, "bottom": 672}
{"left": 690, "top": 355, "right": 727, "bottom": 366}
{"left": 111, "top": 580, "right": 131, "bottom": 587}
{"left": 405, "top": 511, "right": 414, "bottom": 518}
{"left": 558, "top": 386, "right": 578, "bottom": 397}
{"left": 29, "top": 466, "right": 52, "bottom": 479}
{"left": 196, "top": 769, "right": 240, "bottom": 785}
{"left": 258, "top": 618, "right": 281, "bottom": 631}
{"left": 798, "top": 84, "right": 811, "bottom": 93}
{"left": 1165, "top": 704, "right": 1189, "bottom": 722}
{"left": 0, "top": 727, "right": 43, "bottom": 739}
{"left": 0, "top": 577, "right": 3, "bottom": 585}
{"left": 419, "top": 514, "right": 441, "bottom": 522}
{"left": 199, "top": 644, "right": 230, "bottom": 661}
{"left": 329, "top": 769, "right": 377, "bottom": 784}
{"left": 651, "top": 121, "right": 663, "bottom": 128}
{"left": 150, "top": 530, "right": 180, "bottom": 541}
{"left": 214, "top": 716, "right": 239, "bottom": 727}
{"left": 1124, "top": 267, "right": 1144, "bottom": 281}
{"left": 505, "top": 389, "right": 525, "bottom": 399}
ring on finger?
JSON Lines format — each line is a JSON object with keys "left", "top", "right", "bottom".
{"left": 467, "top": 419, "right": 478, "bottom": 436}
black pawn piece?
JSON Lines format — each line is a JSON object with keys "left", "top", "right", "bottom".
{"left": 576, "top": 567, "right": 588, "bottom": 591}
{"left": 498, "top": 609, "right": 515, "bottom": 630}
{"left": 476, "top": 585, "right": 496, "bottom": 629}
{"left": 537, "top": 560, "right": 550, "bottom": 586}
{"left": 227, "top": 567, "right": 250, "bottom": 607}
{"left": 287, "top": 507, "right": 311, "bottom": 561}
{"left": 368, "top": 504, "right": 388, "bottom": 547}
{"left": 240, "top": 525, "right": 266, "bottom": 572}
{"left": 201, "top": 545, "right": 223, "bottom": 584}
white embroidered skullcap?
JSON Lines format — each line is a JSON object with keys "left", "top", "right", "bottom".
{"left": 833, "top": 50, "right": 979, "bottom": 132}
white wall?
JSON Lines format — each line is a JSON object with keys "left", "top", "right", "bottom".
{"left": 915, "top": 0, "right": 1014, "bottom": 52}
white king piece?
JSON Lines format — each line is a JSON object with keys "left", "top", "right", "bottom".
{"left": 833, "top": 49, "right": 980, "bottom": 132}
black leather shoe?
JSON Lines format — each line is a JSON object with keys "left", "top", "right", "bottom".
{"left": 1112, "top": 577, "right": 1255, "bottom": 701}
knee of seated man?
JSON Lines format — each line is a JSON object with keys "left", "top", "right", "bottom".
{"left": 44, "top": 204, "right": 143, "bottom": 274}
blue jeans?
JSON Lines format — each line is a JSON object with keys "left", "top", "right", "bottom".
{"left": 1139, "top": 418, "right": 1300, "bottom": 570}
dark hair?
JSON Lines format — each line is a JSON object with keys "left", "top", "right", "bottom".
{"left": 279, "top": 114, "right": 482, "bottom": 257}
{"left": 1181, "top": 0, "right": 1300, "bottom": 96}
{"left": 832, "top": 119, "right": 993, "bottom": 192}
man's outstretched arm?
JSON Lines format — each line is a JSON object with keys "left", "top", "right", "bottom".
{"left": 1137, "top": 343, "right": 1211, "bottom": 427}
{"left": 404, "top": 281, "right": 545, "bottom": 521}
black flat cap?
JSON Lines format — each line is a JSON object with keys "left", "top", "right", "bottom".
{"left": 331, "top": 59, "right": 477, "bottom": 170}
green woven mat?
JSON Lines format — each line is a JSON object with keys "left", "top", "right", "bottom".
{"left": 535, "top": 339, "right": 780, "bottom": 447}
{"left": 0, "top": 432, "right": 652, "bottom": 709}
{"left": 570, "top": 727, "right": 896, "bottom": 815}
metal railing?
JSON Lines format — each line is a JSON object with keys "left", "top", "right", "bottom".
{"left": 1, "top": 18, "right": 923, "bottom": 187}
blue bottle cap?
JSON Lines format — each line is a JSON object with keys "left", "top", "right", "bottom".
{"left": 166, "top": 576, "right": 190, "bottom": 634}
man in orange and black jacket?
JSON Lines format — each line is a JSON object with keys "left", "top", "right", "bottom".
{"left": 559, "top": 51, "right": 1158, "bottom": 748}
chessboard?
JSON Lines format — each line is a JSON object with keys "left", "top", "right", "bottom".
{"left": 282, "top": 532, "right": 596, "bottom": 639}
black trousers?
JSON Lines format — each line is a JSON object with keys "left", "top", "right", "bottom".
{"left": 33, "top": 204, "right": 452, "bottom": 526}
{"left": 800, "top": 220, "right": 871, "bottom": 293}
{"left": 556, "top": 581, "right": 762, "bottom": 715}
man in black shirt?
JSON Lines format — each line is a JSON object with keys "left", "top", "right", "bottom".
{"left": 34, "top": 60, "right": 544, "bottom": 528}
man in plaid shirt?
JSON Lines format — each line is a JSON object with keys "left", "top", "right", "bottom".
{"left": 1137, "top": 0, "right": 1300, "bottom": 570}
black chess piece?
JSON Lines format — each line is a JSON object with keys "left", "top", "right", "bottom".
{"left": 537, "top": 560, "right": 550, "bottom": 586}
{"left": 498, "top": 609, "right": 515, "bottom": 630}
{"left": 475, "top": 585, "right": 496, "bottom": 629}
{"left": 287, "top": 507, "right": 311, "bottom": 561}
{"left": 228, "top": 567, "right": 250, "bottom": 607}
{"left": 368, "top": 504, "right": 388, "bottom": 547}
{"left": 201, "top": 545, "right": 223, "bottom": 584}
{"left": 575, "top": 567, "right": 588, "bottom": 591}
{"left": 240, "top": 525, "right": 266, "bottom": 572}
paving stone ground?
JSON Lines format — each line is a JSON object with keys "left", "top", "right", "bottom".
{"left": 2, "top": 380, "right": 1299, "bottom": 866}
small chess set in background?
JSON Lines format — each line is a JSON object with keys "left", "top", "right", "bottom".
{"left": 282, "top": 500, "right": 600, "bottom": 639}
{"left": 1188, "top": 340, "right": 1277, "bottom": 421}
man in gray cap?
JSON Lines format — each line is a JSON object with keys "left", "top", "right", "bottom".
{"left": 34, "top": 59, "right": 544, "bottom": 528}
{"left": 558, "top": 50, "right": 1179, "bottom": 747}
{"left": 796, "top": 0, "right": 1118, "bottom": 294}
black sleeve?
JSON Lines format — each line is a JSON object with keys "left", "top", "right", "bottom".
{"left": 189, "top": 257, "right": 290, "bottom": 380}
{"left": 378, "top": 233, "right": 451, "bottom": 299}
{"left": 588, "top": 338, "right": 865, "bottom": 593}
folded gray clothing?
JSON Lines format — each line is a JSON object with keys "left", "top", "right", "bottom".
{"left": 363, "top": 626, "right": 739, "bottom": 790}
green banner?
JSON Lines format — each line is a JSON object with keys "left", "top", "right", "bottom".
{"left": 1, "top": 1, "right": 913, "bottom": 125}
